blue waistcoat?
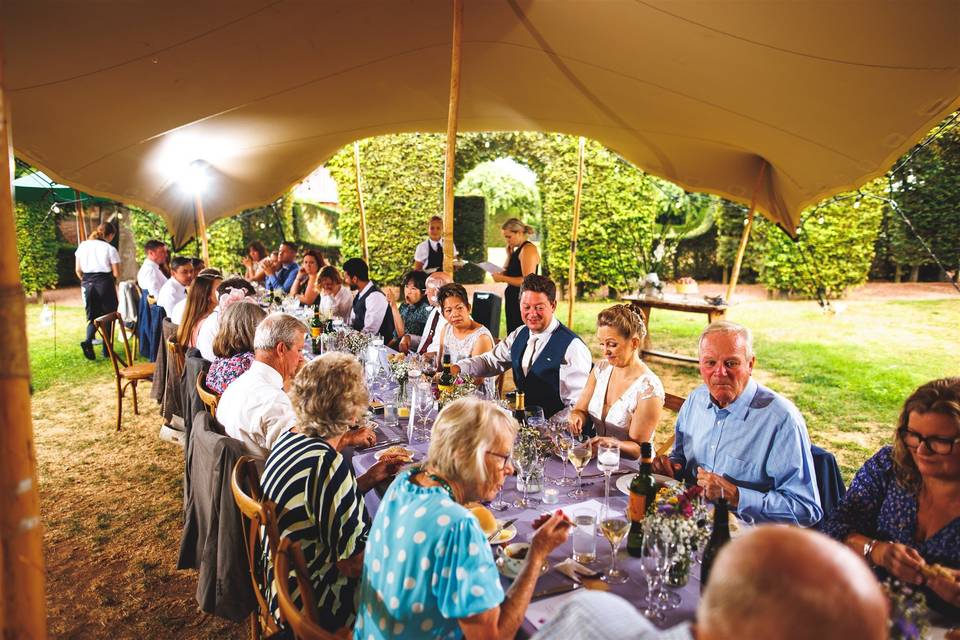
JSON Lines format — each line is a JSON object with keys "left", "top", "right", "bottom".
{"left": 510, "top": 323, "right": 579, "bottom": 418}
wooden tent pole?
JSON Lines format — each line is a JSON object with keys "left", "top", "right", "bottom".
{"left": 725, "top": 161, "right": 767, "bottom": 303}
{"left": 353, "top": 141, "right": 370, "bottom": 264}
{"left": 0, "top": 44, "right": 49, "bottom": 640}
{"left": 194, "top": 193, "right": 210, "bottom": 264}
{"left": 74, "top": 190, "right": 87, "bottom": 242}
{"left": 442, "top": 0, "right": 463, "bottom": 275}
{"left": 567, "top": 137, "right": 586, "bottom": 327}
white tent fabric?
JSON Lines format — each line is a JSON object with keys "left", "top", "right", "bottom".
{"left": 5, "top": 0, "right": 960, "bottom": 244}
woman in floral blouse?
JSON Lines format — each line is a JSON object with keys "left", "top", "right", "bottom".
{"left": 205, "top": 302, "right": 267, "bottom": 394}
{"left": 824, "top": 377, "right": 960, "bottom": 618}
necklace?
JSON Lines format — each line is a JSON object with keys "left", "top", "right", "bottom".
{"left": 415, "top": 467, "right": 457, "bottom": 502}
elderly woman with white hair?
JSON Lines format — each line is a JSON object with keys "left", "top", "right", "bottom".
{"left": 261, "top": 353, "right": 407, "bottom": 632}
{"left": 355, "top": 397, "right": 572, "bottom": 640}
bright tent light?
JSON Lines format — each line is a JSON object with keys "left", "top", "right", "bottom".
{"left": 179, "top": 161, "right": 210, "bottom": 196}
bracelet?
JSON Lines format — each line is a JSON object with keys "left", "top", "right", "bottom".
{"left": 863, "top": 538, "right": 879, "bottom": 565}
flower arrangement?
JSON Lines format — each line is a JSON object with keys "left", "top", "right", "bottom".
{"left": 336, "top": 329, "right": 373, "bottom": 357}
{"left": 436, "top": 375, "right": 477, "bottom": 407}
{"left": 387, "top": 354, "right": 411, "bottom": 384}
{"left": 515, "top": 422, "right": 550, "bottom": 462}
{"left": 644, "top": 484, "right": 710, "bottom": 586}
{"left": 884, "top": 579, "right": 929, "bottom": 640}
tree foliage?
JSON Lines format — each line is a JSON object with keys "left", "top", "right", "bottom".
{"left": 129, "top": 207, "right": 245, "bottom": 274}
{"left": 15, "top": 201, "right": 60, "bottom": 295}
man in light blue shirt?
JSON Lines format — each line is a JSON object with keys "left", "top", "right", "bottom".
{"left": 654, "top": 321, "right": 822, "bottom": 526}
{"left": 262, "top": 241, "right": 300, "bottom": 293}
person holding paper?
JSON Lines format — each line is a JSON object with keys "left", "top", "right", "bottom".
{"left": 412, "top": 215, "right": 457, "bottom": 273}
{"left": 492, "top": 218, "right": 540, "bottom": 333}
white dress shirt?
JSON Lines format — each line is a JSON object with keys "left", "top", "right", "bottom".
{"left": 415, "top": 305, "right": 448, "bottom": 353}
{"left": 457, "top": 317, "right": 592, "bottom": 407}
{"left": 350, "top": 282, "right": 389, "bottom": 334}
{"left": 320, "top": 285, "right": 354, "bottom": 324}
{"left": 170, "top": 298, "right": 187, "bottom": 325}
{"left": 75, "top": 239, "right": 120, "bottom": 273}
{"left": 136, "top": 258, "right": 168, "bottom": 296}
{"left": 157, "top": 278, "right": 187, "bottom": 320}
{"left": 216, "top": 360, "right": 296, "bottom": 459}
{"left": 195, "top": 307, "right": 220, "bottom": 361}
{"left": 413, "top": 238, "right": 458, "bottom": 268}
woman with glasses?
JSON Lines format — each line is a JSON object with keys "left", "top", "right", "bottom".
{"left": 824, "top": 377, "right": 960, "bottom": 617}
{"left": 355, "top": 397, "right": 571, "bottom": 639}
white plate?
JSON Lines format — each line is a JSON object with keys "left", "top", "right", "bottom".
{"left": 495, "top": 555, "right": 549, "bottom": 579}
{"left": 615, "top": 472, "right": 678, "bottom": 496}
{"left": 374, "top": 446, "right": 416, "bottom": 462}
{"left": 489, "top": 522, "right": 518, "bottom": 545}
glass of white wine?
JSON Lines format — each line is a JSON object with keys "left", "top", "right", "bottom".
{"left": 599, "top": 498, "right": 630, "bottom": 584}
{"left": 567, "top": 443, "right": 592, "bottom": 498}
{"left": 596, "top": 440, "right": 621, "bottom": 507}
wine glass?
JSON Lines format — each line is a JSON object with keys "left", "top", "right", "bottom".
{"left": 567, "top": 443, "right": 592, "bottom": 498}
{"left": 513, "top": 454, "right": 539, "bottom": 509}
{"left": 596, "top": 440, "right": 621, "bottom": 507}
{"left": 599, "top": 498, "right": 629, "bottom": 584}
{"left": 414, "top": 382, "right": 434, "bottom": 442}
{"left": 640, "top": 520, "right": 665, "bottom": 621}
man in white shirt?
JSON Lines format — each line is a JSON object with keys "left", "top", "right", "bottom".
{"left": 452, "top": 274, "right": 591, "bottom": 418}
{"left": 412, "top": 216, "right": 457, "bottom": 273}
{"left": 156, "top": 256, "right": 194, "bottom": 320}
{"left": 343, "top": 257, "right": 394, "bottom": 342}
{"left": 136, "top": 239, "right": 168, "bottom": 296}
{"left": 398, "top": 271, "right": 451, "bottom": 354}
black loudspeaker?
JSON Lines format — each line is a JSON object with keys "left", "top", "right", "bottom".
{"left": 471, "top": 291, "right": 501, "bottom": 339}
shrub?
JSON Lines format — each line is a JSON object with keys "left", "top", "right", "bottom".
{"left": 15, "top": 201, "right": 60, "bottom": 295}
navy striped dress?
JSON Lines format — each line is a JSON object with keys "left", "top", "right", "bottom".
{"left": 260, "top": 430, "right": 369, "bottom": 631}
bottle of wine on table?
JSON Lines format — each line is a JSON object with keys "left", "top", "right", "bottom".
{"left": 627, "top": 441, "right": 657, "bottom": 557}
{"left": 513, "top": 392, "right": 527, "bottom": 430}
{"left": 700, "top": 496, "right": 732, "bottom": 591}
{"left": 310, "top": 303, "right": 322, "bottom": 353}
{"left": 438, "top": 354, "right": 455, "bottom": 394}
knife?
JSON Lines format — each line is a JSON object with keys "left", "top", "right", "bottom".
{"left": 532, "top": 582, "right": 582, "bottom": 600}
{"left": 487, "top": 517, "right": 518, "bottom": 542}
{"left": 366, "top": 439, "right": 406, "bottom": 451}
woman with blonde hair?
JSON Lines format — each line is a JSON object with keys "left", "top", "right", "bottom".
{"left": 356, "top": 397, "right": 571, "bottom": 639}
{"left": 493, "top": 218, "right": 540, "bottom": 333}
{"left": 569, "top": 304, "right": 664, "bottom": 459}
{"left": 74, "top": 222, "right": 121, "bottom": 360}
{"left": 176, "top": 272, "right": 222, "bottom": 351}
{"left": 260, "top": 353, "right": 406, "bottom": 632}
{"left": 824, "top": 377, "right": 960, "bottom": 617}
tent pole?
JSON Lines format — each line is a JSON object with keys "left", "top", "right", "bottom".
{"left": 567, "top": 137, "right": 586, "bottom": 327}
{"left": 725, "top": 161, "right": 767, "bottom": 303}
{"left": 353, "top": 141, "right": 370, "bottom": 264}
{"left": 0, "top": 42, "right": 49, "bottom": 640}
{"left": 442, "top": 0, "right": 463, "bottom": 275}
{"left": 74, "top": 190, "right": 87, "bottom": 242}
{"left": 194, "top": 193, "right": 210, "bottom": 264}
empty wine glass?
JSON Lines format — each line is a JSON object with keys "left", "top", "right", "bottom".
{"left": 414, "top": 382, "right": 434, "bottom": 442}
{"left": 640, "top": 520, "right": 666, "bottom": 621}
{"left": 599, "top": 498, "right": 629, "bottom": 584}
{"left": 513, "top": 455, "right": 537, "bottom": 508}
{"left": 553, "top": 430, "right": 576, "bottom": 487}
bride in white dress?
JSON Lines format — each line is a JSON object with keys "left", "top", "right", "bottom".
{"left": 569, "top": 304, "right": 664, "bottom": 459}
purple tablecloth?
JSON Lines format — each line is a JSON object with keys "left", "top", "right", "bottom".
{"left": 353, "top": 415, "right": 700, "bottom": 634}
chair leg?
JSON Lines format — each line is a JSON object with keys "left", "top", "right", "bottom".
{"left": 131, "top": 381, "right": 140, "bottom": 415}
{"left": 116, "top": 383, "right": 124, "bottom": 431}
{"left": 247, "top": 612, "right": 260, "bottom": 640}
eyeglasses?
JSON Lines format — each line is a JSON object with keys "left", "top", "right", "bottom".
{"left": 898, "top": 428, "right": 960, "bottom": 455}
{"left": 485, "top": 450, "right": 513, "bottom": 470}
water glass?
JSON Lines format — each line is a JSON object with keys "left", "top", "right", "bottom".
{"left": 384, "top": 402, "right": 398, "bottom": 427}
{"left": 572, "top": 513, "right": 597, "bottom": 564}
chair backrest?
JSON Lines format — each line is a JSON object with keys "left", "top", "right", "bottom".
{"left": 231, "top": 457, "right": 281, "bottom": 636}
{"left": 167, "top": 337, "right": 185, "bottom": 377}
{"left": 196, "top": 371, "right": 220, "bottom": 416}
{"left": 273, "top": 538, "right": 339, "bottom": 640}
{"left": 656, "top": 392, "right": 687, "bottom": 457}
{"left": 94, "top": 311, "right": 135, "bottom": 375}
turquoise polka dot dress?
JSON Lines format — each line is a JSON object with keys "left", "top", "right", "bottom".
{"left": 355, "top": 468, "right": 504, "bottom": 639}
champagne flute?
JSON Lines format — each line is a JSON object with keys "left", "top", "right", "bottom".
{"left": 552, "top": 427, "right": 575, "bottom": 487}
{"left": 596, "top": 440, "right": 621, "bottom": 508}
{"left": 599, "top": 498, "right": 629, "bottom": 584}
{"left": 513, "top": 455, "right": 534, "bottom": 508}
{"left": 415, "top": 381, "right": 434, "bottom": 442}
{"left": 567, "top": 443, "right": 592, "bottom": 498}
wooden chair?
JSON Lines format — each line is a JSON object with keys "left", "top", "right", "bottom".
{"left": 273, "top": 538, "right": 340, "bottom": 640}
{"left": 94, "top": 311, "right": 156, "bottom": 431}
{"left": 167, "top": 337, "right": 184, "bottom": 378}
{"left": 231, "top": 457, "right": 282, "bottom": 639}
{"left": 196, "top": 371, "right": 220, "bottom": 416}
{"left": 656, "top": 392, "right": 687, "bottom": 457}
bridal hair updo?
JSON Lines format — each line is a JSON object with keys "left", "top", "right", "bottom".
{"left": 597, "top": 304, "right": 647, "bottom": 341}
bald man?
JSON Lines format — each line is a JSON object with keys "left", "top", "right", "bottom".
{"left": 398, "top": 271, "right": 452, "bottom": 354}
{"left": 532, "top": 526, "right": 889, "bottom": 640}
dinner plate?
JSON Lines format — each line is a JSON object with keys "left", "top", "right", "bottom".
{"left": 615, "top": 472, "right": 678, "bottom": 496}
{"left": 489, "top": 522, "right": 518, "bottom": 545}
{"left": 495, "top": 555, "right": 549, "bottom": 579}
{"left": 374, "top": 446, "right": 417, "bottom": 462}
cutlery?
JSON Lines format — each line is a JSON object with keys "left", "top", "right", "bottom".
{"left": 580, "top": 470, "right": 634, "bottom": 480}
{"left": 366, "top": 439, "right": 406, "bottom": 451}
{"left": 487, "top": 517, "right": 518, "bottom": 542}
{"left": 532, "top": 582, "right": 582, "bottom": 600}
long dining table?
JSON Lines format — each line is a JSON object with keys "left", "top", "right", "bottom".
{"left": 352, "top": 406, "right": 700, "bottom": 635}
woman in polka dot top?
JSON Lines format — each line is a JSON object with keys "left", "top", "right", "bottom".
{"left": 355, "top": 397, "right": 571, "bottom": 639}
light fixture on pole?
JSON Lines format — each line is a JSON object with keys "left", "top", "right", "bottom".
{"left": 181, "top": 160, "right": 211, "bottom": 264}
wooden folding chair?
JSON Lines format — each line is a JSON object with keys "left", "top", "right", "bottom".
{"left": 656, "top": 392, "right": 687, "bottom": 456}
{"left": 231, "top": 457, "right": 281, "bottom": 639}
{"left": 196, "top": 371, "right": 220, "bottom": 416}
{"left": 94, "top": 311, "right": 156, "bottom": 431}
{"left": 273, "top": 538, "right": 341, "bottom": 640}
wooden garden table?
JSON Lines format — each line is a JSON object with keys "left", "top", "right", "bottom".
{"left": 621, "top": 294, "right": 728, "bottom": 364}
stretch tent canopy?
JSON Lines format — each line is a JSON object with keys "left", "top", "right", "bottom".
{"left": 5, "top": 0, "right": 960, "bottom": 245}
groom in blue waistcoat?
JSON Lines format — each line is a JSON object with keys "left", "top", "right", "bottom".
{"left": 453, "top": 274, "right": 592, "bottom": 418}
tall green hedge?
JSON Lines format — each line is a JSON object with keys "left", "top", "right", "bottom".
{"left": 129, "top": 207, "right": 245, "bottom": 275}
{"left": 15, "top": 201, "right": 60, "bottom": 295}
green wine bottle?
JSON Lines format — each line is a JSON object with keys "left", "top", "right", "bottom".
{"left": 627, "top": 441, "right": 656, "bottom": 557}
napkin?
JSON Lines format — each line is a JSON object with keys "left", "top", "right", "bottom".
{"left": 554, "top": 558, "right": 601, "bottom": 583}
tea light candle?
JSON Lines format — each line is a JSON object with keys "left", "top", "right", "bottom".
{"left": 543, "top": 487, "right": 559, "bottom": 504}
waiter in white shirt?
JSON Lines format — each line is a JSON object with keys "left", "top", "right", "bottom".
{"left": 398, "top": 271, "right": 451, "bottom": 354}
{"left": 74, "top": 222, "right": 121, "bottom": 360}
{"left": 342, "top": 258, "right": 394, "bottom": 342}
{"left": 156, "top": 256, "right": 194, "bottom": 320}
{"left": 412, "top": 216, "right": 457, "bottom": 274}
{"left": 452, "top": 274, "right": 592, "bottom": 418}
{"left": 136, "top": 239, "right": 168, "bottom": 297}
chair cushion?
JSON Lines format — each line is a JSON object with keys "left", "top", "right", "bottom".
{"left": 120, "top": 363, "right": 157, "bottom": 380}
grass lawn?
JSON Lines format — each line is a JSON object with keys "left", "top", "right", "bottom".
{"left": 26, "top": 303, "right": 117, "bottom": 392}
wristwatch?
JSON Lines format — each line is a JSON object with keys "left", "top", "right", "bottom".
{"left": 863, "top": 538, "right": 879, "bottom": 565}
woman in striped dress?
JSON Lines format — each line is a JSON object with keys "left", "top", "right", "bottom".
{"left": 260, "top": 352, "right": 407, "bottom": 633}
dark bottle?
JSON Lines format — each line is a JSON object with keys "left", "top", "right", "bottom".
{"left": 699, "top": 497, "right": 732, "bottom": 592}
{"left": 310, "top": 303, "right": 322, "bottom": 353}
{"left": 438, "top": 354, "right": 455, "bottom": 394}
{"left": 513, "top": 392, "right": 527, "bottom": 430}
{"left": 627, "top": 441, "right": 657, "bottom": 557}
